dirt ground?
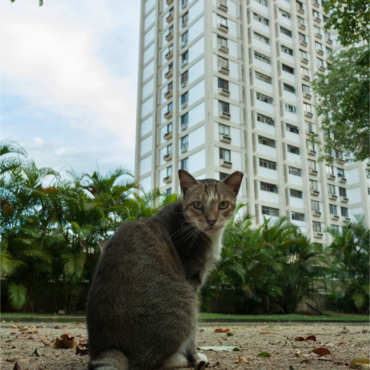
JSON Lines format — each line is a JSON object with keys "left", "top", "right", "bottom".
{"left": 1, "top": 322, "right": 369, "bottom": 369}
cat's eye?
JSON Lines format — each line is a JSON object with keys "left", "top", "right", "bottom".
{"left": 218, "top": 201, "right": 229, "bottom": 210}
{"left": 193, "top": 202, "right": 204, "bottom": 210}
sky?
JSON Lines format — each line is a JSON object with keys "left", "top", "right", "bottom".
{"left": 1, "top": 0, "right": 141, "bottom": 176}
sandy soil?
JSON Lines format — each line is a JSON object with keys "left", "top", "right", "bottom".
{"left": 1, "top": 322, "right": 369, "bottom": 369}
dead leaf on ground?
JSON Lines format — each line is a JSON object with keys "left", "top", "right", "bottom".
{"left": 53, "top": 337, "right": 66, "bottom": 349}
{"left": 79, "top": 340, "right": 88, "bottom": 347}
{"left": 52, "top": 334, "right": 78, "bottom": 349}
{"left": 214, "top": 328, "right": 230, "bottom": 333}
{"left": 259, "top": 332, "right": 277, "bottom": 335}
{"left": 12, "top": 325, "right": 19, "bottom": 329}
{"left": 6, "top": 340, "right": 13, "bottom": 343}
{"left": 10, "top": 332, "right": 17, "bottom": 335}
{"left": 40, "top": 336, "right": 48, "bottom": 340}
{"left": 339, "top": 326, "right": 350, "bottom": 334}
{"left": 75, "top": 345, "right": 89, "bottom": 356}
{"left": 294, "top": 350, "right": 301, "bottom": 357}
{"left": 27, "top": 336, "right": 34, "bottom": 340}
{"left": 257, "top": 352, "right": 271, "bottom": 358}
{"left": 310, "top": 348, "right": 331, "bottom": 356}
{"left": 349, "top": 358, "right": 370, "bottom": 368}
{"left": 294, "top": 335, "right": 316, "bottom": 341}
{"left": 32, "top": 330, "right": 38, "bottom": 334}
{"left": 238, "top": 356, "right": 247, "bottom": 363}
{"left": 19, "top": 327, "right": 28, "bottom": 332}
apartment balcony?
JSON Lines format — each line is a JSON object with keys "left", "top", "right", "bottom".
{"left": 181, "top": 102, "right": 188, "bottom": 110}
{"left": 342, "top": 216, "right": 351, "bottom": 223}
{"left": 339, "top": 177, "right": 347, "bottom": 184}
{"left": 298, "top": 24, "right": 306, "bottom": 31}
{"left": 181, "top": 123, "right": 188, "bottom": 131}
{"left": 314, "top": 231, "right": 324, "bottom": 239}
{"left": 301, "top": 74, "right": 310, "bottom": 82}
{"left": 217, "top": 0, "right": 228, "bottom": 12}
{"left": 219, "top": 134, "right": 232, "bottom": 144}
{"left": 326, "top": 38, "right": 333, "bottom": 45}
{"left": 331, "top": 214, "right": 340, "bottom": 221}
{"left": 304, "top": 111, "right": 313, "bottom": 118}
{"left": 166, "top": 0, "right": 174, "bottom": 5}
{"left": 312, "top": 210, "right": 322, "bottom": 217}
{"left": 218, "top": 65, "right": 230, "bottom": 75}
{"left": 307, "top": 149, "right": 317, "bottom": 156}
{"left": 336, "top": 158, "right": 345, "bottom": 165}
{"left": 166, "top": 13, "right": 174, "bottom": 23}
{"left": 180, "top": 60, "right": 188, "bottom": 68}
{"left": 340, "top": 196, "right": 349, "bottom": 203}
{"left": 313, "top": 0, "right": 320, "bottom": 7}
{"left": 329, "top": 193, "right": 338, "bottom": 201}
{"left": 310, "top": 189, "right": 320, "bottom": 196}
{"left": 164, "top": 131, "right": 172, "bottom": 140}
{"left": 219, "top": 111, "right": 231, "bottom": 120}
{"left": 300, "top": 57, "right": 309, "bottom": 65}
{"left": 163, "top": 175, "right": 172, "bottom": 184}
{"left": 306, "top": 129, "right": 315, "bottom": 137}
{"left": 164, "top": 110, "right": 173, "bottom": 120}
{"left": 165, "top": 69, "right": 173, "bottom": 79}
{"left": 181, "top": 146, "right": 188, "bottom": 153}
{"left": 219, "top": 87, "right": 230, "bottom": 97}
{"left": 327, "top": 173, "right": 336, "bottom": 181}
{"left": 182, "top": 20, "right": 188, "bottom": 28}
{"left": 217, "top": 23, "right": 229, "bottom": 33}
{"left": 220, "top": 159, "right": 232, "bottom": 169}
{"left": 309, "top": 168, "right": 318, "bottom": 176}
{"left": 318, "top": 66, "right": 326, "bottom": 72}
{"left": 181, "top": 80, "right": 188, "bottom": 88}
{"left": 303, "top": 92, "right": 312, "bottom": 100}
{"left": 314, "top": 17, "right": 321, "bottom": 24}
{"left": 181, "top": 40, "right": 188, "bottom": 49}
{"left": 297, "top": 7, "right": 305, "bottom": 14}
{"left": 164, "top": 89, "right": 173, "bottom": 100}
{"left": 165, "top": 31, "right": 173, "bottom": 42}
{"left": 299, "top": 40, "right": 308, "bottom": 48}
{"left": 218, "top": 44, "right": 229, "bottom": 54}
{"left": 165, "top": 50, "right": 173, "bottom": 60}
{"left": 163, "top": 153, "right": 172, "bottom": 162}
{"left": 315, "top": 32, "right": 323, "bottom": 40}
{"left": 316, "top": 49, "right": 324, "bottom": 56}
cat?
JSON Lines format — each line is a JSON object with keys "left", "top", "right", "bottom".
{"left": 87, "top": 170, "right": 243, "bottom": 370}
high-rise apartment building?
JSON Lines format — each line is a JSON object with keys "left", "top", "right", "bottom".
{"left": 134, "top": 0, "right": 370, "bottom": 243}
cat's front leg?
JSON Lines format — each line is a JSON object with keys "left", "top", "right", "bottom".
{"left": 193, "top": 352, "right": 208, "bottom": 366}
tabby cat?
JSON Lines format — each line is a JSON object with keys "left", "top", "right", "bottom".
{"left": 87, "top": 170, "right": 243, "bottom": 369}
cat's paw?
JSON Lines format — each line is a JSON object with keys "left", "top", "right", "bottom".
{"left": 194, "top": 352, "right": 208, "bottom": 365}
{"left": 163, "top": 353, "right": 189, "bottom": 368}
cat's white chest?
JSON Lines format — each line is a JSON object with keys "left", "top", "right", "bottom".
{"left": 207, "top": 229, "right": 224, "bottom": 262}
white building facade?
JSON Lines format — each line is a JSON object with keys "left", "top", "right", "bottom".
{"left": 135, "top": 0, "right": 370, "bottom": 243}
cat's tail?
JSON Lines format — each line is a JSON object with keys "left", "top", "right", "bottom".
{"left": 88, "top": 349, "right": 129, "bottom": 370}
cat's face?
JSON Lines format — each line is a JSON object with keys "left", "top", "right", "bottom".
{"left": 178, "top": 170, "right": 243, "bottom": 236}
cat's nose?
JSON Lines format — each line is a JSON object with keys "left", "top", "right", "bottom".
{"left": 207, "top": 219, "right": 216, "bottom": 226}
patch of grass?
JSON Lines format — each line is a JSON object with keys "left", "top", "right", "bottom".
{"left": 1, "top": 313, "right": 84, "bottom": 319}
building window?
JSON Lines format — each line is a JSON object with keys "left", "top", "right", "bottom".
{"left": 218, "top": 56, "right": 229, "bottom": 68}
{"left": 253, "top": 12, "right": 269, "bottom": 25}
{"left": 341, "top": 207, "right": 349, "bottom": 217}
{"left": 181, "top": 31, "right": 189, "bottom": 46}
{"left": 306, "top": 140, "right": 315, "bottom": 151}
{"left": 335, "top": 150, "right": 343, "bottom": 160}
{"left": 259, "top": 159, "right": 277, "bottom": 170}
{"left": 219, "top": 123, "right": 230, "bottom": 136}
{"left": 302, "top": 84, "right": 311, "bottom": 94}
{"left": 313, "top": 10, "right": 321, "bottom": 20}
{"left": 280, "top": 9, "right": 291, "bottom": 19}
{"left": 219, "top": 15, "right": 228, "bottom": 26}
{"left": 281, "top": 45, "right": 293, "bottom": 55}
{"left": 339, "top": 187, "right": 347, "bottom": 197}
{"left": 260, "top": 182, "right": 278, "bottom": 193}
{"left": 290, "top": 189, "right": 303, "bottom": 198}
{"left": 218, "top": 100, "right": 230, "bottom": 113}
{"left": 181, "top": 70, "right": 189, "bottom": 84}
{"left": 285, "top": 103, "right": 297, "bottom": 113}
{"left": 326, "top": 165, "right": 334, "bottom": 175}
{"left": 337, "top": 168, "right": 345, "bottom": 178}
{"left": 254, "top": 32, "right": 270, "bottom": 44}
{"left": 315, "top": 41, "right": 323, "bottom": 51}
{"left": 256, "top": 92, "right": 273, "bottom": 104}
{"left": 220, "top": 148, "right": 231, "bottom": 161}
{"left": 314, "top": 25, "right": 322, "bottom": 35}
{"left": 282, "top": 64, "right": 294, "bottom": 74}
{"left": 181, "top": 92, "right": 189, "bottom": 105}
{"left": 262, "top": 206, "right": 279, "bottom": 217}
{"left": 303, "top": 103, "right": 312, "bottom": 113}
{"left": 308, "top": 160, "right": 317, "bottom": 170}
{"left": 317, "top": 58, "right": 325, "bottom": 67}
{"left": 329, "top": 204, "right": 337, "bottom": 215}
{"left": 167, "top": 144, "right": 173, "bottom": 154}
{"left": 286, "top": 124, "right": 299, "bottom": 134}
{"left": 325, "top": 31, "right": 332, "bottom": 41}
{"left": 313, "top": 221, "right": 321, "bottom": 232}
{"left": 298, "top": 33, "right": 307, "bottom": 42}
{"left": 300, "top": 50, "right": 308, "bottom": 59}
{"left": 301, "top": 66, "right": 309, "bottom": 77}
{"left": 292, "top": 212, "right": 305, "bottom": 221}
{"left": 181, "top": 113, "right": 189, "bottom": 125}
{"left": 166, "top": 166, "right": 172, "bottom": 176}
{"left": 218, "top": 78, "right": 229, "bottom": 90}
{"left": 255, "top": 71, "right": 272, "bottom": 84}
{"left": 166, "top": 188, "right": 172, "bottom": 196}
{"left": 289, "top": 166, "right": 302, "bottom": 176}
{"left": 220, "top": 172, "right": 228, "bottom": 180}
{"left": 181, "top": 135, "right": 189, "bottom": 149}
{"left": 181, "top": 50, "right": 189, "bottom": 64}
{"left": 287, "top": 145, "right": 300, "bottom": 155}
{"left": 182, "top": 12, "right": 189, "bottom": 25}
{"left": 323, "top": 15, "right": 329, "bottom": 23}
{"left": 259, "top": 136, "right": 275, "bottom": 148}
{"left": 254, "top": 51, "right": 271, "bottom": 64}
{"left": 218, "top": 36, "right": 228, "bottom": 48}
{"left": 255, "top": 0, "right": 268, "bottom": 7}
{"left": 181, "top": 158, "right": 189, "bottom": 170}
{"left": 326, "top": 47, "right": 333, "bottom": 55}
{"left": 283, "top": 83, "right": 295, "bottom": 93}
{"left": 328, "top": 184, "right": 336, "bottom": 194}
{"left": 297, "top": 16, "right": 305, "bottom": 26}
{"left": 311, "top": 200, "right": 320, "bottom": 211}
{"left": 257, "top": 113, "right": 274, "bottom": 126}
{"left": 280, "top": 26, "right": 292, "bottom": 37}
{"left": 167, "top": 122, "right": 173, "bottom": 132}
{"left": 331, "top": 224, "right": 339, "bottom": 233}
{"left": 306, "top": 121, "right": 315, "bottom": 132}
{"left": 310, "top": 180, "right": 318, "bottom": 191}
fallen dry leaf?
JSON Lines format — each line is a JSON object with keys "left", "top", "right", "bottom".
{"left": 61, "top": 334, "right": 78, "bottom": 349}
{"left": 18, "top": 328, "right": 27, "bottom": 332}
{"left": 339, "top": 326, "right": 350, "bottom": 334}
{"left": 238, "top": 356, "right": 247, "bottom": 363}
{"left": 6, "top": 340, "right": 13, "bottom": 343}
{"left": 10, "top": 332, "right": 17, "bottom": 335}
{"left": 27, "top": 336, "right": 34, "bottom": 340}
{"left": 310, "top": 348, "right": 331, "bottom": 356}
{"left": 214, "top": 328, "right": 230, "bottom": 333}
{"left": 79, "top": 340, "right": 88, "bottom": 347}
{"left": 257, "top": 352, "right": 271, "bottom": 358}
{"left": 32, "top": 330, "right": 38, "bottom": 334}
{"left": 349, "top": 358, "right": 370, "bottom": 368}
{"left": 76, "top": 345, "right": 88, "bottom": 356}
{"left": 294, "top": 335, "right": 316, "bottom": 341}
{"left": 12, "top": 325, "right": 19, "bottom": 329}
{"left": 294, "top": 350, "right": 301, "bottom": 357}
{"left": 53, "top": 337, "right": 66, "bottom": 349}
{"left": 40, "top": 336, "right": 48, "bottom": 340}
{"left": 259, "top": 332, "right": 277, "bottom": 335}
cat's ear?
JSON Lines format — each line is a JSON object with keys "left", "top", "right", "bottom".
{"left": 178, "top": 170, "right": 199, "bottom": 196}
{"left": 222, "top": 171, "right": 244, "bottom": 196}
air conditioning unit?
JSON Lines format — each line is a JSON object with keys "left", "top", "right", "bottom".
{"left": 166, "top": 0, "right": 174, "bottom": 5}
{"left": 297, "top": 6, "right": 305, "bottom": 14}
{"left": 219, "top": 111, "right": 231, "bottom": 120}
{"left": 305, "top": 111, "right": 313, "bottom": 118}
{"left": 218, "top": 44, "right": 229, "bottom": 54}
{"left": 181, "top": 102, "right": 188, "bottom": 109}
{"left": 313, "top": 0, "right": 320, "bottom": 7}
{"left": 163, "top": 175, "right": 172, "bottom": 184}
{"left": 220, "top": 160, "right": 232, "bottom": 169}
{"left": 331, "top": 214, "right": 340, "bottom": 221}
{"left": 310, "top": 189, "right": 320, "bottom": 196}
{"left": 308, "top": 149, "right": 316, "bottom": 156}
{"left": 217, "top": 23, "right": 229, "bottom": 33}
{"left": 165, "top": 32, "right": 173, "bottom": 42}
{"left": 181, "top": 123, "right": 188, "bottom": 131}
{"left": 181, "top": 146, "right": 188, "bottom": 153}
{"left": 164, "top": 131, "right": 172, "bottom": 140}
{"left": 217, "top": 0, "right": 228, "bottom": 12}
{"left": 219, "top": 134, "right": 232, "bottom": 144}
{"left": 304, "top": 93, "right": 312, "bottom": 100}
{"left": 339, "top": 177, "right": 347, "bottom": 184}
{"left": 219, "top": 87, "right": 230, "bottom": 97}
{"left": 314, "top": 17, "right": 321, "bottom": 24}
{"left": 298, "top": 24, "right": 306, "bottom": 31}
{"left": 165, "top": 50, "right": 173, "bottom": 60}
{"left": 181, "top": 81, "right": 188, "bottom": 88}
{"left": 164, "top": 89, "right": 173, "bottom": 99}
{"left": 299, "top": 40, "right": 308, "bottom": 47}
{"left": 314, "top": 32, "right": 323, "bottom": 39}
{"left": 314, "top": 231, "right": 324, "bottom": 239}
{"left": 336, "top": 159, "right": 345, "bottom": 165}
{"left": 316, "top": 49, "right": 324, "bottom": 56}
{"left": 318, "top": 66, "right": 326, "bottom": 72}
{"left": 329, "top": 194, "right": 338, "bottom": 201}
{"left": 218, "top": 65, "right": 230, "bottom": 75}
{"left": 342, "top": 216, "right": 351, "bottom": 223}
{"left": 165, "top": 70, "right": 173, "bottom": 79}
{"left": 327, "top": 174, "right": 336, "bottom": 180}
{"left": 166, "top": 13, "right": 174, "bottom": 23}
{"left": 300, "top": 57, "right": 309, "bottom": 65}
{"left": 164, "top": 110, "right": 173, "bottom": 120}
{"left": 180, "top": 60, "right": 188, "bottom": 68}
{"left": 163, "top": 153, "right": 172, "bottom": 162}
{"left": 309, "top": 169, "right": 318, "bottom": 176}
{"left": 306, "top": 130, "right": 314, "bottom": 136}
{"left": 340, "top": 197, "right": 348, "bottom": 203}
{"left": 313, "top": 210, "right": 321, "bottom": 217}
{"left": 326, "top": 38, "right": 333, "bottom": 45}
{"left": 302, "top": 74, "right": 310, "bottom": 82}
